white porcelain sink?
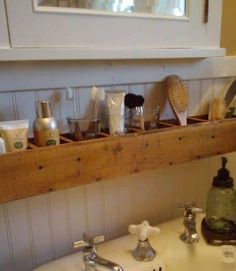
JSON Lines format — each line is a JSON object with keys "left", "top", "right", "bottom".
{"left": 34, "top": 215, "right": 236, "bottom": 271}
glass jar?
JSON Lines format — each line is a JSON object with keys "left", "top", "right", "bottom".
{"left": 205, "top": 157, "right": 236, "bottom": 234}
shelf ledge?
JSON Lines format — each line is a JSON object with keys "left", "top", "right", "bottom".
{"left": 0, "top": 47, "right": 225, "bottom": 61}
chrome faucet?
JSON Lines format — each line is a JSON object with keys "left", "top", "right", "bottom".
{"left": 178, "top": 203, "right": 203, "bottom": 244}
{"left": 74, "top": 233, "right": 124, "bottom": 271}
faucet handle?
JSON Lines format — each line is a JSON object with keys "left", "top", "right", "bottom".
{"left": 73, "top": 233, "right": 105, "bottom": 249}
{"left": 128, "top": 220, "right": 160, "bottom": 241}
{"left": 128, "top": 221, "right": 159, "bottom": 261}
{"left": 177, "top": 202, "right": 203, "bottom": 217}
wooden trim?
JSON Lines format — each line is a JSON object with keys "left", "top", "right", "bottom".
{"left": 0, "top": 56, "right": 236, "bottom": 92}
{"left": 0, "top": 0, "right": 10, "bottom": 48}
{"left": 0, "top": 47, "right": 225, "bottom": 62}
{"left": 1, "top": 117, "right": 236, "bottom": 203}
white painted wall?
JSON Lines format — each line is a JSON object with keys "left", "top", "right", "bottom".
{"left": 0, "top": 59, "right": 236, "bottom": 270}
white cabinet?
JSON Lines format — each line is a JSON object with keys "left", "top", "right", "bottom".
{"left": 0, "top": 0, "right": 10, "bottom": 48}
{"left": 2, "top": 0, "right": 225, "bottom": 60}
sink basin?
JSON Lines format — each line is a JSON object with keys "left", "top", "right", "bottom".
{"left": 34, "top": 215, "right": 236, "bottom": 271}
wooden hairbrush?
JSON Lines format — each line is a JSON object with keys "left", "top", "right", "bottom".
{"left": 165, "top": 75, "right": 189, "bottom": 126}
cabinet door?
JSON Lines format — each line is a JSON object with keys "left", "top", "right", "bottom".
{"left": 5, "top": 0, "right": 224, "bottom": 58}
{"left": 0, "top": 0, "right": 9, "bottom": 48}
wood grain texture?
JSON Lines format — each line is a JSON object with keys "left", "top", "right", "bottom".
{"left": 1, "top": 118, "right": 236, "bottom": 204}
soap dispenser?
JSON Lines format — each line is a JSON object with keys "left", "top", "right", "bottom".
{"left": 202, "top": 157, "right": 236, "bottom": 245}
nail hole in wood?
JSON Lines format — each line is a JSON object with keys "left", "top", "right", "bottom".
{"left": 132, "top": 168, "right": 139, "bottom": 173}
{"left": 76, "top": 157, "right": 81, "bottom": 162}
{"left": 38, "top": 166, "right": 43, "bottom": 170}
{"left": 113, "top": 144, "right": 123, "bottom": 153}
{"left": 178, "top": 137, "right": 182, "bottom": 140}
{"left": 96, "top": 177, "right": 101, "bottom": 182}
{"left": 48, "top": 188, "right": 53, "bottom": 192}
{"left": 169, "top": 162, "right": 173, "bottom": 165}
{"left": 211, "top": 135, "right": 215, "bottom": 139}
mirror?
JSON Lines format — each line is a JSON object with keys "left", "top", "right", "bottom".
{"left": 40, "top": 0, "right": 186, "bottom": 17}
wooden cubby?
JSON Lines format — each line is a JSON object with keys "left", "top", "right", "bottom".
{"left": 1, "top": 115, "right": 236, "bottom": 204}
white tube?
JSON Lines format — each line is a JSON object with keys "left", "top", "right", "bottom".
{"left": 106, "top": 91, "right": 125, "bottom": 135}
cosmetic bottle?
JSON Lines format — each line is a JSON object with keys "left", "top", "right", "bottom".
{"left": 33, "top": 101, "right": 60, "bottom": 147}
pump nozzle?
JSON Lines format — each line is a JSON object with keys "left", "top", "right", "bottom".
{"left": 222, "top": 157, "right": 227, "bottom": 168}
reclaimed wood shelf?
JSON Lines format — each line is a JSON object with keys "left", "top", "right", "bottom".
{"left": 1, "top": 115, "right": 236, "bottom": 203}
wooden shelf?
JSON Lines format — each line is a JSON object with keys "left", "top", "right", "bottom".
{"left": 1, "top": 116, "right": 236, "bottom": 203}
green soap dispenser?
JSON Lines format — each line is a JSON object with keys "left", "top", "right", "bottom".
{"left": 202, "top": 157, "right": 236, "bottom": 245}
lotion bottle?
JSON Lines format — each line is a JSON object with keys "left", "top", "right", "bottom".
{"left": 33, "top": 101, "right": 60, "bottom": 147}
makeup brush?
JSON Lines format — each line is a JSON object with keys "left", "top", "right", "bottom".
{"left": 125, "top": 93, "right": 137, "bottom": 109}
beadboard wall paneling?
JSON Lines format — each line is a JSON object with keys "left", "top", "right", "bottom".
{"left": 14, "top": 91, "right": 37, "bottom": 136}
{"left": 195, "top": 79, "right": 214, "bottom": 115}
{"left": 85, "top": 182, "right": 106, "bottom": 238}
{"left": 0, "top": 77, "right": 236, "bottom": 271}
{"left": 64, "top": 186, "right": 87, "bottom": 254}
{"left": 27, "top": 195, "right": 54, "bottom": 267}
{"left": 0, "top": 205, "right": 12, "bottom": 271}
{"left": 0, "top": 92, "right": 15, "bottom": 121}
{"left": 6, "top": 200, "right": 34, "bottom": 271}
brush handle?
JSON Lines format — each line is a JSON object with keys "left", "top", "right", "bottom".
{"left": 170, "top": 103, "right": 187, "bottom": 126}
{"left": 177, "top": 111, "right": 187, "bottom": 126}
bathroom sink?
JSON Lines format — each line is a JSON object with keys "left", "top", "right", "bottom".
{"left": 34, "top": 215, "right": 236, "bottom": 271}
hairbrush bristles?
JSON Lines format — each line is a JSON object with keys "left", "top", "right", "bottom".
{"left": 166, "top": 75, "right": 189, "bottom": 112}
{"left": 165, "top": 75, "right": 189, "bottom": 125}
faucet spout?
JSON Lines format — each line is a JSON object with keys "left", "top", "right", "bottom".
{"left": 180, "top": 216, "right": 199, "bottom": 243}
{"left": 83, "top": 252, "right": 124, "bottom": 271}
{"left": 74, "top": 233, "right": 124, "bottom": 271}
{"left": 178, "top": 203, "right": 203, "bottom": 244}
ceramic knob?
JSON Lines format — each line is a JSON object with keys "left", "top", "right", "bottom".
{"left": 128, "top": 220, "right": 160, "bottom": 241}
